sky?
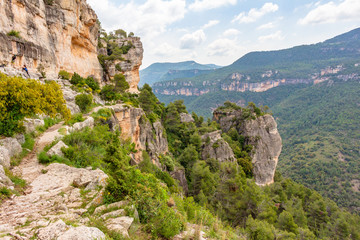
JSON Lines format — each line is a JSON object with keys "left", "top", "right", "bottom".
{"left": 87, "top": 0, "right": 360, "bottom": 69}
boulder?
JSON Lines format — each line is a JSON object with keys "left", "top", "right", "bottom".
{"left": 180, "top": 113, "right": 194, "bottom": 123}
{"left": 101, "top": 209, "right": 125, "bottom": 220}
{"left": 0, "top": 147, "right": 10, "bottom": 168}
{"left": 68, "top": 117, "right": 94, "bottom": 133}
{"left": 57, "top": 226, "right": 106, "bottom": 240}
{"left": 15, "top": 134, "right": 25, "bottom": 145}
{"left": 47, "top": 141, "right": 68, "bottom": 157}
{"left": 23, "top": 118, "right": 45, "bottom": 133}
{"left": 0, "top": 165, "right": 13, "bottom": 187}
{"left": 0, "top": 137, "right": 22, "bottom": 158}
{"left": 106, "top": 216, "right": 134, "bottom": 238}
{"left": 94, "top": 200, "right": 129, "bottom": 215}
{"left": 30, "top": 163, "right": 108, "bottom": 194}
{"left": 37, "top": 220, "right": 68, "bottom": 240}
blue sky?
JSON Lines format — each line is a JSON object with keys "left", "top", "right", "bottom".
{"left": 88, "top": 0, "right": 360, "bottom": 69}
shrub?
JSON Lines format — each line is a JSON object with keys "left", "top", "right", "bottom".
{"left": 85, "top": 76, "right": 100, "bottom": 91}
{"left": 58, "top": 70, "right": 71, "bottom": 80}
{"left": 75, "top": 94, "right": 93, "bottom": 113}
{"left": 70, "top": 72, "right": 84, "bottom": 85}
{"left": 7, "top": 30, "right": 21, "bottom": 38}
{"left": 113, "top": 74, "right": 129, "bottom": 93}
{"left": 100, "top": 85, "right": 120, "bottom": 101}
{"left": 66, "top": 113, "right": 85, "bottom": 126}
{"left": 115, "top": 64, "right": 122, "bottom": 72}
{"left": 0, "top": 73, "right": 70, "bottom": 136}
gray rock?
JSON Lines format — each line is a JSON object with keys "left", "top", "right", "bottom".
{"left": 101, "top": 209, "right": 125, "bottom": 220}
{"left": 180, "top": 113, "right": 194, "bottom": 123}
{"left": 171, "top": 168, "right": 189, "bottom": 195}
{"left": 213, "top": 109, "right": 282, "bottom": 186}
{"left": 37, "top": 220, "right": 68, "bottom": 240}
{"left": 201, "top": 131, "right": 236, "bottom": 163}
{"left": 106, "top": 216, "right": 134, "bottom": 238}
{"left": 47, "top": 141, "right": 68, "bottom": 157}
{"left": 68, "top": 117, "right": 94, "bottom": 133}
{"left": 23, "top": 118, "right": 45, "bottom": 133}
{"left": 0, "top": 137, "right": 22, "bottom": 158}
{"left": 58, "top": 226, "right": 106, "bottom": 240}
{"left": 94, "top": 200, "right": 129, "bottom": 215}
{"left": 0, "top": 146, "right": 10, "bottom": 168}
{"left": 0, "top": 165, "right": 13, "bottom": 187}
{"left": 14, "top": 134, "right": 25, "bottom": 145}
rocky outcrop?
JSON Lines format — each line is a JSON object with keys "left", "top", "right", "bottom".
{"left": 100, "top": 37, "right": 143, "bottom": 93}
{"left": 0, "top": 165, "right": 13, "bottom": 188}
{"left": 47, "top": 140, "right": 68, "bottom": 157}
{"left": 23, "top": 118, "right": 45, "bottom": 133}
{"left": 0, "top": 0, "right": 102, "bottom": 79}
{"left": 213, "top": 109, "right": 282, "bottom": 186}
{"left": 0, "top": 137, "right": 23, "bottom": 168}
{"left": 201, "top": 131, "right": 236, "bottom": 163}
{"left": 180, "top": 113, "right": 194, "bottom": 123}
{"left": 110, "top": 104, "right": 168, "bottom": 164}
{"left": 36, "top": 220, "right": 106, "bottom": 240}
{"left": 171, "top": 167, "right": 189, "bottom": 195}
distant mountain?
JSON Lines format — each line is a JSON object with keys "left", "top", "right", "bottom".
{"left": 153, "top": 27, "right": 360, "bottom": 96}
{"left": 139, "top": 61, "right": 221, "bottom": 86}
{"left": 154, "top": 27, "right": 360, "bottom": 213}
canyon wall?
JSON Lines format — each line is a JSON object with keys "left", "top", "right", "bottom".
{"left": 0, "top": 0, "right": 102, "bottom": 79}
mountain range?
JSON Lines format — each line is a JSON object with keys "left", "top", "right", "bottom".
{"left": 148, "top": 27, "right": 360, "bottom": 213}
{"left": 139, "top": 60, "right": 221, "bottom": 86}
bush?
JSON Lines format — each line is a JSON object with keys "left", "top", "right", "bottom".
{"left": 66, "top": 113, "right": 85, "bottom": 126}
{"left": 58, "top": 70, "right": 71, "bottom": 80}
{"left": 7, "top": 30, "right": 20, "bottom": 38}
{"left": 85, "top": 76, "right": 100, "bottom": 91}
{"left": 70, "top": 72, "right": 83, "bottom": 85}
{"left": 113, "top": 74, "right": 129, "bottom": 93}
{"left": 100, "top": 85, "right": 120, "bottom": 101}
{"left": 0, "top": 73, "right": 70, "bottom": 136}
{"left": 75, "top": 94, "right": 93, "bottom": 113}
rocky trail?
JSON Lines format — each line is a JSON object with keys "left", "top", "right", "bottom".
{"left": 0, "top": 118, "right": 134, "bottom": 239}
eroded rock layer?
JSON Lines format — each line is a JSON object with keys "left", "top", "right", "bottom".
{"left": 0, "top": 0, "right": 102, "bottom": 79}
{"left": 213, "top": 109, "right": 282, "bottom": 186}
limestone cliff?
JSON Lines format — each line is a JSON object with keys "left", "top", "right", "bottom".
{"left": 213, "top": 109, "right": 282, "bottom": 186}
{"left": 99, "top": 37, "right": 144, "bottom": 93}
{"left": 200, "top": 130, "right": 236, "bottom": 163}
{"left": 109, "top": 105, "right": 168, "bottom": 165}
{"left": 0, "top": 0, "right": 102, "bottom": 79}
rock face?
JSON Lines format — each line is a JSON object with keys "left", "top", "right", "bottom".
{"left": 201, "top": 130, "right": 236, "bottom": 163}
{"left": 180, "top": 113, "right": 194, "bottom": 123}
{"left": 171, "top": 168, "right": 189, "bottom": 195}
{"left": 110, "top": 105, "right": 168, "bottom": 164}
{"left": 100, "top": 37, "right": 143, "bottom": 93}
{"left": 213, "top": 109, "right": 282, "bottom": 186}
{"left": 0, "top": 0, "right": 102, "bottom": 79}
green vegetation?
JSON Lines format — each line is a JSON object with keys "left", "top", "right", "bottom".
{"left": 58, "top": 70, "right": 71, "bottom": 80}
{"left": 75, "top": 94, "right": 93, "bottom": 113}
{"left": 65, "top": 113, "right": 85, "bottom": 126}
{"left": 99, "top": 73, "right": 132, "bottom": 102}
{"left": 0, "top": 73, "right": 70, "bottom": 136}
{"left": 7, "top": 30, "right": 21, "bottom": 38}
{"left": 70, "top": 73, "right": 100, "bottom": 93}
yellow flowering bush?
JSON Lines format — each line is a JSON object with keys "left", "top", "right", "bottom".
{"left": 0, "top": 73, "right": 70, "bottom": 136}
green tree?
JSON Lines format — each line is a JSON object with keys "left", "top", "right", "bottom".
{"left": 277, "top": 211, "right": 299, "bottom": 234}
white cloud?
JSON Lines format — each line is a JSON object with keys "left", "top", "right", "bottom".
{"left": 299, "top": 0, "right": 360, "bottom": 25}
{"left": 189, "top": 0, "right": 237, "bottom": 12}
{"left": 203, "top": 20, "right": 220, "bottom": 29}
{"left": 232, "top": 3, "right": 279, "bottom": 24}
{"left": 88, "top": 0, "right": 186, "bottom": 38}
{"left": 258, "top": 31, "right": 284, "bottom": 41}
{"left": 207, "top": 38, "right": 238, "bottom": 56}
{"left": 223, "top": 28, "right": 241, "bottom": 37}
{"left": 152, "top": 43, "right": 182, "bottom": 57}
{"left": 257, "top": 22, "right": 275, "bottom": 30}
{"left": 180, "top": 30, "right": 206, "bottom": 49}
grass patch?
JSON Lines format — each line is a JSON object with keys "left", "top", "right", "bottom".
{"left": 36, "top": 117, "right": 61, "bottom": 133}
{"left": 7, "top": 30, "right": 21, "bottom": 38}
{"left": 10, "top": 133, "right": 35, "bottom": 166}
{"left": 65, "top": 113, "right": 85, "bottom": 126}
